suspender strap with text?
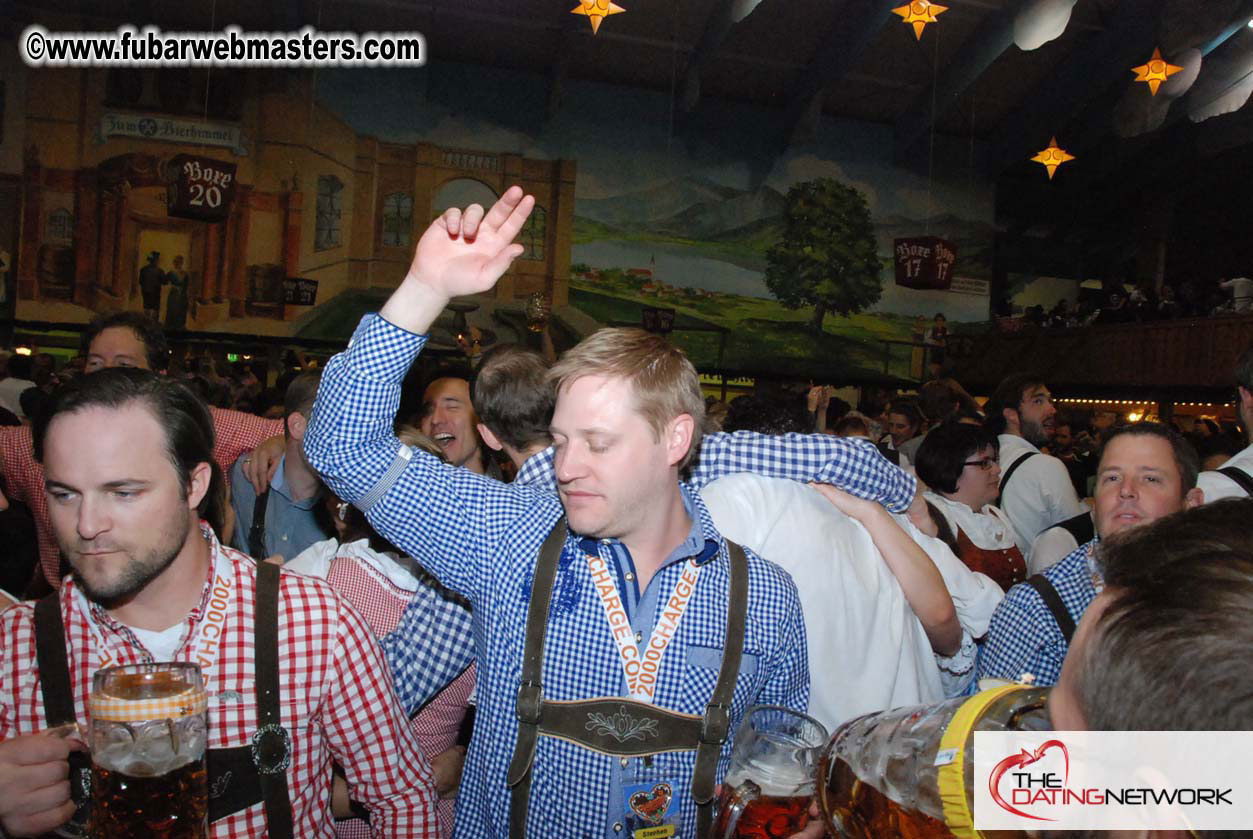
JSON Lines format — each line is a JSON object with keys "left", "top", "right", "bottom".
{"left": 506, "top": 518, "right": 748, "bottom": 839}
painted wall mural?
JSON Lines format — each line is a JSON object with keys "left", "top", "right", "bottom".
{"left": 5, "top": 53, "right": 995, "bottom": 381}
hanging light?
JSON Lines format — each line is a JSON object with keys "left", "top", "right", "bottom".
{"left": 1131, "top": 47, "right": 1182, "bottom": 96}
{"left": 893, "top": 1, "right": 947, "bottom": 40}
{"left": 1031, "top": 137, "right": 1075, "bottom": 179}
{"left": 571, "top": 0, "right": 625, "bottom": 34}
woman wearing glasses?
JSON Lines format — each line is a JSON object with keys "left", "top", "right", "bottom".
{"left": 915, "top": 421, "right": 1027, "bottom": 591}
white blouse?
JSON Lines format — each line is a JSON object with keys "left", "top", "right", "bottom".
{"left": 926, "top": 492, "right": 1018, "bottom": 552}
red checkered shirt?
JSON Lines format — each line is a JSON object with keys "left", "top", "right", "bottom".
{"left": 0, "top": 407, "right": 283, "bottom": 588}
{"left": 0, "top": 525, "right": 439, "bottom": 838}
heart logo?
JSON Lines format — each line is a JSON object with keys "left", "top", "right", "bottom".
{"left": 989, "top": 739, "right": 1069, "bottom": 821}
{"left": 629, "top": 782, "right": 673, "bottom": 825}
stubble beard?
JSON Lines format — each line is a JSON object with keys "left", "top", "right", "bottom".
{"left": 65, "top": 525, "right": 188, "bottom": 609}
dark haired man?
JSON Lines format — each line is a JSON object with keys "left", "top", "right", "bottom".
{"left": 0, "top": 312, "right": 283, "bottom": 588}
{"left": 884, "top": 398, "right": 925, "bottom": 463}
{"left": 420, "top": 373, "right": 493, "bottom": 476}
{"left": 982, "top": 373, "right": 1086, "bottom": 561}
{"left": 0, "top": 369, "right": 437, "bottom": 837}
{"left": 977, "top": 422, "right": 1203, "bottom": 687}
{"left": 1051, "top": 499, "right": 1253, "bottom": 736}
{"left": 471, "top": 344, "right": 554, "bottom": 469}
{"left": 229, "top": 371, "right": 332, "bottom": 562}
{"left": 1196, "top": 343, "right": 1253, "bottom": 501}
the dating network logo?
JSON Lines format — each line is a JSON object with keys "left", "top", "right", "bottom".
{"left": 988, "top": 739, "right": 1072, "bottom": 821}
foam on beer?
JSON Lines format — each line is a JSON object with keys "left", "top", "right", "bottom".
{"left": 724, "top": 755, "right": 813, "bottom": 798}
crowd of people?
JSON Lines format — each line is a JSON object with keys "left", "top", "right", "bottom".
{"left": 1008, "top": 273, "right": 1253, "bottom": 331}
{"left": 0, "top": 187, "right": 1250, "bottom": 838}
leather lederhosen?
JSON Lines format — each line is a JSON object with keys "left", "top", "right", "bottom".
{"left": 506, "top": 519, "right": 749, "bottom": 839}
{"left": 33, "top": 561, "right": 294, "bottom": 838}
{"left": 953, "top": 527, "right": 1028, "bottom": 591}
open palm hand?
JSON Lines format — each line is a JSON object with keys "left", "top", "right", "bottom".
{"left": 408, "top": 186, "right": 535, "bottom": 299}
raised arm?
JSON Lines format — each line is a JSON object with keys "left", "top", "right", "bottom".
{"left": 809, "top": 483, "right": 961, "bottom": 656}
{"left": 303, "top": 188, "right": 540, "bottom": 597}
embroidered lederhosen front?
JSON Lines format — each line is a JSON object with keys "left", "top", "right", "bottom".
{"left": 506, "top": 519, "right": 749, "bottom": 839}
{"left": 33, "top": 561, "right": 294, "bottom": 839}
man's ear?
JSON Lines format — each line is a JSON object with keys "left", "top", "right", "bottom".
{"left": 664, "top": 414, "right": 695, "bottom": 468}
{"left": 1239, "top": 385, "right": 1252, "bottom": 411}
{"left": 1002, "top": 406, "right": 1020, "bottom": 435}
{"left": 187, "top": 461, "right": 212, "bottom": 512}
{"left": 477, "top": 422, "right": 505, "bottom": 453}
{"left": 1184, "top": 487, "right": 1204, "bottom": 509}
{"left": 286, "top": 411, "right": 307, "bottom": 442}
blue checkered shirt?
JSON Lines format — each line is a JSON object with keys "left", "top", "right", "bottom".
{"left": 304, "top": 314, "right": 912, "bottom": 839}
{"left": 975, "top": 540, "right": 1100, "bottom": 687}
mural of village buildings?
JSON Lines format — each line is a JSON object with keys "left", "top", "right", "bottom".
{"left": 1, "top": 44, "right": 997, "bottom": 380}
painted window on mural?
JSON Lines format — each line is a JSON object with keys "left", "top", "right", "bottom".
{"left": 316, "top": 175, "right": 343, "bottom": 251}
{"left": 382, "top": 192, "right": 413, "bottom": 248}
{"left": 522, "top": 204, "right": 546, "bottom": 261}
{"left": 46, "top": 208, "right": 74, "bottom": 246}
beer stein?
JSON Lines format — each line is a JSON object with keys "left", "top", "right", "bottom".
{"left": 818, "top": 684, "right": 1050, "bottom": 839}
{"left": 714, "top": 705, "right": 829, "bottom": 839}
{"left": 88, "top": 662, "right": 210, "bottom": 839}
{"left": 524, "top": 292, "right": 550, "bottom": 332}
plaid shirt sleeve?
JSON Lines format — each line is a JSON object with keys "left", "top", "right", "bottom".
{"left": 0, "top": 425, "right": 61, "bottom": 587}
{"left": 517, "top": 431, "right": 918, "bottom": 513}
{"left": 378, "top": 584, "right": 477, "bottom": 715}
{"left": 209, "top": 407, "right": 285, "bottom": 472}
{"left": 319, "top": 584, "right": 441, "bottom": 837}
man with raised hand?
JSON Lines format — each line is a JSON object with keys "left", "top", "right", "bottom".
{"left": 304, "top": 188, "right": 912, "bottom": 839}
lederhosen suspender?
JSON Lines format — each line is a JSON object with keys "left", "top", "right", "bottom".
{"left": 1218, "top": 465, "right": 1253, "bottom": 497}
{"left": 33, "top": 594, "right": 92, "bottom": 835}
{"left": 33, "top": 562, "right": 294, "bottom": 838}
{"left": 999, "top": 451, "right": 1037, "bottom": 495}
{"left": 506, "top": 519, "right": 749, "bottom": 839}
{"left": 1048, "top": 510, "right": 1095, "bottom": 548}
{"left": 1024, "top": 575, "right": 1077, "bottom": 644}
{"left": 248, "top": 489, "right": 271, "bottom": 560}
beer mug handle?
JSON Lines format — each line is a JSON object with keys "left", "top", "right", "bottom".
{"left": 720, "top": 780, "right": 761, "bottom": 839}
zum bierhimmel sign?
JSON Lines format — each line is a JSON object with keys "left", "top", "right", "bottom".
{"left": 98, "top": 112, "right": 249, "bottom": 156}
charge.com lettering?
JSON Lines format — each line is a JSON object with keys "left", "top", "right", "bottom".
{"left": 21, "top": 24, "right": 425, "bottom": 67}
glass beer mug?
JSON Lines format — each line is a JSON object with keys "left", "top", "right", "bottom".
{"left": 818, "top": 684, "right": 1050, "bottom": 839}
{"left": 88, "top": 662, "right": 210, "bottom": 839}
{"left": 714, "top": 705, "right": 829, "bottom": 839}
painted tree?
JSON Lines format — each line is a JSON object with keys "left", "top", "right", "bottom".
{"left": 765, "top": 178, "right": 882, "bottom": 333}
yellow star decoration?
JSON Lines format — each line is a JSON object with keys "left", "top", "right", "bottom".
{"left": 1031, "top": 137, "right": 1075, "bottom": 180}
{"left": 893, "top": 1, "right": 948, "bottom": 40}
{"left": 1131, "top": 47, "right": 1182, "bottom": 96}
{"left": 571, "top": 0, "right": 625, "bottom": 34}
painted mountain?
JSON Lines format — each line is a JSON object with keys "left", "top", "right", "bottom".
{"left": 574, "top": 177, "right": 996, "bottom": 280}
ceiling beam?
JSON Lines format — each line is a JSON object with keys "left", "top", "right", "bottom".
{"left": 779, "top": 1, "right": 895, "bottom": 147}
{"left": 982, "top": 0, "right": 1162, "bottom": 176}
{"left": 893, "top": 0, "right": 1026, "bottom": 164}
{"left": 679, "top": 0, "right": 764, "bottom": 113}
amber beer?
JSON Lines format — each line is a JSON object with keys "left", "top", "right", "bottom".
{"left": 88, "top": 663, "right": 209, "bottom": 839}
{"left": 714, "top": 763, "right": 815, "bottom": 839}
{"left": 819, "top": 751, "right": 953, "bottom": 838}
{"left": 816, "top": 685, "right": 1050, "bottom": 839}
{"left": 715, "top": 706, "right": 828, "bottom": 839}
{"left": 90, "top": 758, "right": 209, "bottom": 839}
